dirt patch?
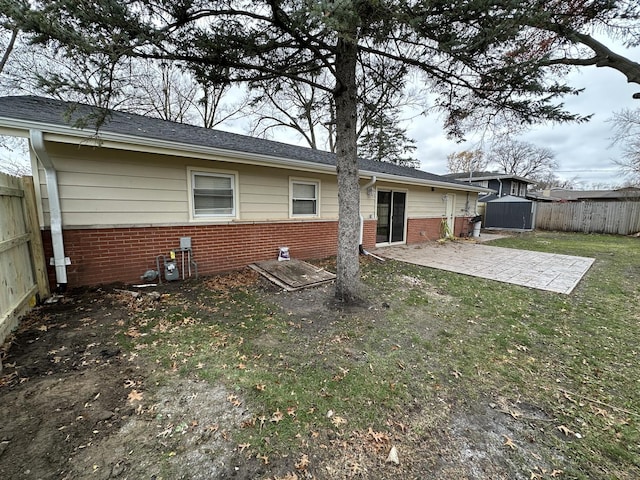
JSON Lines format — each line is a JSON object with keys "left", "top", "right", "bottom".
{"left": 0, "top": 287, "right": 249, "bottom": 480}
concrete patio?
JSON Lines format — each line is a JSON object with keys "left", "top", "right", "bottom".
{"left": 375, "top": 240, "right": 595, "bottom": 294}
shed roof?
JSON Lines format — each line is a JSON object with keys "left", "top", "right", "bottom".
{"left": 0, "top": 95, "right": 488, "bottom": 193}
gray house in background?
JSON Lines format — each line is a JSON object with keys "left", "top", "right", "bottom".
{"left": 528, "top": 187, "right": 640, "bottom": 202}
{"left": 443, "top": 171, "right": 535, "bottom": 201}
{"left": 443, "top": 172, "right": 536, "bottom": 230}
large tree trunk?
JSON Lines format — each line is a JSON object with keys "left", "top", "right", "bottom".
{"left": 333, "top": 36, "right": 361, "bottom": 304}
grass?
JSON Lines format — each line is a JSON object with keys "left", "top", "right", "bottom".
{"left": 122, "top": 231, "right": 640, "bottom": 479}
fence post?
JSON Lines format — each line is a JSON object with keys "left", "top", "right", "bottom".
{"left": 21, "top": 176, "right": 49, "bottom": 300}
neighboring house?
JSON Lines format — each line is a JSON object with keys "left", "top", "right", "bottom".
{"left": 528, "top": 187, "right": 640, "bottom": 202}
{"left": 0, "top": 96, "right": 490, "bottom": 289}
{"left": 443, "top": 171, "right": 535, "bottom": 200}
{"left": 444, "top": 171, "right": 536, "bottom": 230}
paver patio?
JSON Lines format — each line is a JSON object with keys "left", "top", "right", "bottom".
{"left": 375, "top": 241, "right": 595, "bottom": 294}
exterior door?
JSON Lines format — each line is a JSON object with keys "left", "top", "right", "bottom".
{"left": 445, "top": 193, "right": 456, "bottom": 237}
{"left": 376, "top": 190, "right": 406, "bottom": 244}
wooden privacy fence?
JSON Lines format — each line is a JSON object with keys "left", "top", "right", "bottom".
{"left": 0, "top": 173, "right": 49, "bottom": 354}
{"left": 535, "top": 200, "right": 640, "bottom": 235}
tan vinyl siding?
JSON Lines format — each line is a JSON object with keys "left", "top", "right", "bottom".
{"left": 373, "top": 183, "right": 478, "bottom": 219}
{"left": 37, "top": 143, "right": 341, "bottom": 227}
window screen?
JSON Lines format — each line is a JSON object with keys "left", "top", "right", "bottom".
{"left": 192, "top": 173, "right": 235, "bottom": 216}
{"left": 292, "top": 181, "right": 318, "bottom": 215}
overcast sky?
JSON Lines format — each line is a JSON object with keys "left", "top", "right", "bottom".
{"left": 224, "top": 43, "right": 640, "bottom": 189}
{"left": 404, "top": 44, "right": 640, "bottom": 188}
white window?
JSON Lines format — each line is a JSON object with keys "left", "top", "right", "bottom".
{"left": 190, "top": 170, "right": 236, "bottom": 217}
{"left": 519, "top": 183, "right": 527, "bottom": 196}
{"left": 290, "top": 179, "right": 319, "bottom": 216}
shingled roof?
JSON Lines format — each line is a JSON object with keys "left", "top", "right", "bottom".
{"left": 0, "top": 95, "right": 479, "bottom": 190}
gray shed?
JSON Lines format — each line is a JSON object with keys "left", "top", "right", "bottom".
{"left": 484, "top": 195, "right": 535, "bottom": 230}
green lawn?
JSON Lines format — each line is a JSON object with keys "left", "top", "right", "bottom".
{"left": 123, "top": 231, "right": 640, "bottom": 479}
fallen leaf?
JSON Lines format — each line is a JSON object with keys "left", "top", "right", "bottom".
{"left": 127, "top": 390, "right": 143, "bottom": 403}
{"left": 550, "top": 469, "right": 564, "bottom": 477}
{"left": 238, "top": 442, "right": 251, "bottom": 452}
{"left": 331, "top": 415, "right": 347, "bottom": 427}
{"left": 287, "top": 406, "right": 297, "bottom": 417}
{"left": 271, "top": 409, "right": 284, "bottom": 423}
{"left": 255, "top": 383, "right": 266, "bottom": 391}
{"left": 294, "top": 453, "right": 309, "bottom": 471}
{"left": 368, "top": 427, "right": 389, "bottom": 444}
{"left": 256, "top": 454, "right": 269, "bottom": 465}
{"left": 503, "top": 435, "right": 516, "bottom": 450}
{"left": 557, "top": 425, "right": 574, "bottom": 436}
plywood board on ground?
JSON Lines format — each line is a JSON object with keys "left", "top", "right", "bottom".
{"left": 249, "top": 259, "right": 335, "bottom": 291}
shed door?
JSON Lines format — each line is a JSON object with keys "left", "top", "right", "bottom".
{"left": 376, "top": 191, "right": 406, "bottom": 244}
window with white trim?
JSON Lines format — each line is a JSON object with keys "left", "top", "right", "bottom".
{"left": 510, "top": 182, "right": 518, "bottom": 196}
{"left": 519, "top": 183, "right": 527, "bottom": 196}
{"left": 291, "top": 179, "right": 319, "bottom": 216}
{"left": 191, "top": 171, "right": 236, "bottom": 217}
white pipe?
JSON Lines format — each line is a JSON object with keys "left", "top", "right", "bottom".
{"left": 362, "top": 175, "right": 377, "bottom": 191}
{"left": 30, "top": 129, "right": 68, "bottom": 288}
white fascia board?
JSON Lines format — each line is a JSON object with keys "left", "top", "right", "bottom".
{"left": 360, "top": 170, "right": 492, "bottom": 194}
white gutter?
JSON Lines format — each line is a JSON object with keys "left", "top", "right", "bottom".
{"left": 497, "top": 178, "right": 503, "bottom": 197}
{"left": 29, "top": 129, "right": 68, "bottom": 290}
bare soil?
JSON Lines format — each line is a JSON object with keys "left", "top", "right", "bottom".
{"left": 1, "top": 273, "right": 561, "bottom": 480}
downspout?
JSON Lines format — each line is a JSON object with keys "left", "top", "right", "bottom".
{"left": 30, "top": 129, "right": 68, "bottom": 291}
{"left": 359, "top": 176, "right": 384, "bottom": 261}
{"left": 359, "top": 176, "right": 377, "bottom": 244}
{"left": 497, "top": 178, "right": 503, "bottom": 197}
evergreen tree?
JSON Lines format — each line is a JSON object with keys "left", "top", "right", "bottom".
{"left": 4, "top": 0, "right": 639, "bottom": 303}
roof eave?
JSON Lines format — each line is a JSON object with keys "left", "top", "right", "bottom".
{"left": 0, "top": 116, "right": 489, "bottom": 193}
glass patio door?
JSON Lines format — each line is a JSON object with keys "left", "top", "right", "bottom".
{"left": 376, "top": 190, "right": 406, "bottom": 244}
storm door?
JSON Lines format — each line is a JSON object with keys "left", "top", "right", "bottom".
{"left": 376, "top": 190, "right": 406, "bottom": 244}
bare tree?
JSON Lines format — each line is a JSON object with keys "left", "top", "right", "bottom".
{"left": 249, "top": 60, "right": 422, "bottom": 164}
{"left": 610, "top": 108, "right": 640, "bottom": 185}
{"left": 446, "top": 150, "right": 488, "bottom": 174}
{"left": 121, "top": 60, "right": 248, "bottom": 129}
{"left": 248, "top": 76, "right": 334, "bottom": 150}
{"left": 532, "top": 171, "right": 579, "bottom": 191}
{"left": 0, "top": 136, "right": 29, "bottom": 175}
{"left": 489, "top": 140, "right": 558, "bottom": 179}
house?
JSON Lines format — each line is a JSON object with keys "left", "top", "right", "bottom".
{"left": 0, "top": 95, "right": 490, "bottom": 289}
{"left": 444, "top": 171, "right": 536, "bottom": 230}
{"left": 443, "top": 171, "right": 535, "bottom": 200}
{"left": 528, "top": 187, "right": 640, "bottom": 202}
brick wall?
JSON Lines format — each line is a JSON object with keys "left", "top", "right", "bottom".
{"left": 42, "top": 219, "right": 378, "bottom": 288}
{"left": 406, "top": 218, "right": 443, "bottom": 243}
{"left": 455, "top": 216, "right": 473, "bottom": 237}
{"left": 406, "top": 216, "right": 472, "bottom": 244}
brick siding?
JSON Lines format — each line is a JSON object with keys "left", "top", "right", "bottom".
{"left": 42, "top": 220, "right": 378, "bottom": 288}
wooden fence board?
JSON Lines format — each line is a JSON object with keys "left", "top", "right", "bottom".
{"left": 0, "top": 173, "right": 49, "bottom": 359}
{"left": 536, "top": 201, "right": 640, "bottom": 235}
